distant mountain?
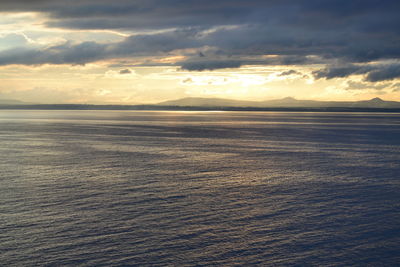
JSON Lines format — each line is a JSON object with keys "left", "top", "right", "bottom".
{"left": 159, "top": 97, "right": 257, "bottom": 107}
{"left": 351, "top": 97, "right": 400, "bottom": 108}
{"left": 158, "top": 97, "right": 400, "bottom": 108}
{"left": 0, "top": 98, "right": 27, "bottom": 105}
{"left": 1, "top": 97, "right": 399, "bottom": 110}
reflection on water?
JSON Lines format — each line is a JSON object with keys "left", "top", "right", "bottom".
{"left": 1, "top": 111, "right": 400, "bottom": 266}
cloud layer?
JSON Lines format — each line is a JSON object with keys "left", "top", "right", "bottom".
{"left": 0, "top": 0, "right": 399, "bottom": 76}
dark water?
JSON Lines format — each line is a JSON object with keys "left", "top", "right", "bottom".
{"left": 1, "top": 110, "right": 399, "bottom": 266}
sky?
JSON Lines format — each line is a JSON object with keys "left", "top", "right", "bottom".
{"left": 0, "top": 0, "right": 399, "bottom": 104}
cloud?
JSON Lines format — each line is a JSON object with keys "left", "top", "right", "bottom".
{"left": 279, "top": 70, "right": 302, "bottom": 76}
{"left": 180, "top": 60, "right": 243, "bottom": 71}
{"left": 119, "top": 68, "right": 131, "bottom": 74}
{"left": 0, "top": 0, "right": 399, "bottom": 71}
{"left": 392, "top": 83, "right": 400, "bottom": 92}
{"left": 313, "top": 63, "right": 400, "bottom": 82}
{"left": 345, "top": 81, "right": 390, "bottom": 91}
{"left": 365, "top": 65, "right": 400, "bottom": 82}
{"left": 0, "top": 30, "right": 200, "bottom": 65}
{"left": 0, "top": 28, "right": 321, "bottom": 67}
{"left": 0, "top": 41, "right": 108, "bottom": 65}
{"left": 313, "top": 65, "right": 372, "bottom": 79}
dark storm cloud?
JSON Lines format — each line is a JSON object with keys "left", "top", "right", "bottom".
{"left": 365, "top": 65, "right": 400, "bottom": 82}
{"left": 0, "top": 0, "right": 399, "bottom": 71}
{"left": 313, "top": 63, "right": 400, "bottom": 82}
{"left": 313, "top": 65, "right": 372, "bottom": 79}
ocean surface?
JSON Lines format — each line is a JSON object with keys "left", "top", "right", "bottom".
{"left": 1, "top": 110, "right": 399, "bottom": 266}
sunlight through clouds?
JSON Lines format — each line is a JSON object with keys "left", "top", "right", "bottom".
{"left": 0, "top": 1, "right": 399, "bottom": 103}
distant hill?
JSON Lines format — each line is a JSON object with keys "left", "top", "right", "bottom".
{"left": 1, "top": 97, "right": 400, "bottom": 111}
{"left": 0, "top": 98, "right": 26, "bottom": 105}
{"left": 159, "top": 97, "right": 257, "bottom": 107}
{"left": 158, "top": 97, "right": 400, "bottom": 109}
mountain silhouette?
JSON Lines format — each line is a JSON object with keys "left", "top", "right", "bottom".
{"left": 158, "top": 97, "right": 400, "bottom": 108}
{"left": 0, "top": 98, "right": 26, "bottom": 105}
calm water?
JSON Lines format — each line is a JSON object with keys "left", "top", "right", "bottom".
{"left": 1, "top": 110, "right": 399, "bottom": 266}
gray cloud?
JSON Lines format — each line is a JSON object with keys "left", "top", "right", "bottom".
{"left": 366, "top": 65, "right": 400, "bottom": 82}
{"left": 0, "top": 30, "right": 201, "bottom": 66}
{"left": 313, "top": 65, "right": 372, "bottom": 79}
{"left": 313, "top": 63, "right": 400, "bottom": 82}
{"left": 0, "top": 0, "right": 399, "bottom": 72}
{"left": 0, "top": 29, "right": 325, "bottom": 67}
{"left": 119, "top": 69, "right": 131, "bottom": 74}
{"left": 180, "top": 60, "right": 243, "bottom": 71}
{"left": 279, "top": 70, "right": 302, "bottom": 76}
{"left": 0, "top": 41, "right": 108, "bottom": 65}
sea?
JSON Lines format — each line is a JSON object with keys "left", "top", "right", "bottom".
{"left": 1, "top": 110, "right": 399, "bottom": 266}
